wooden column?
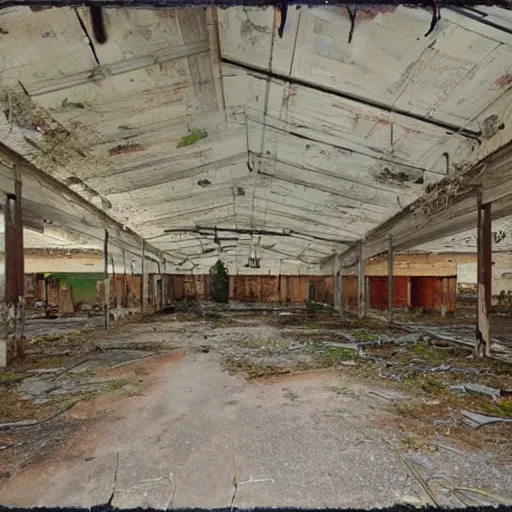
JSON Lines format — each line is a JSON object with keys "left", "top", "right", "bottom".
{"left": 2, "top": 169, "right": 25, "bottom": 365}
{"left": 388, "top": 235, "right": 393, "bottom": 324}
{"left": 103, "top": 230, "right": 109, "bottom": 330}
{"left": 339, "top": 261, "right": 344, "bottom": 316}
{"left": 365, "top": 276, "right": 370, "bottom": 315}
{"left": 122, "top": 249, "right": 127, "bottom": 308}
{"left": 477, "top": 199, "right": 492, "bottom": 357}
{"left": 141, "top": 240, "right": 147, "bottom": 315}
{"left": 357, "top": 240, "right": 365, "bottom": 318}
{"left": 333, "top": 256, "right": 339, "bottom": 310}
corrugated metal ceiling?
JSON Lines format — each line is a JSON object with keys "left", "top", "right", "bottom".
{"left": 0, "top": 5, "right": 511, "bottom": 272}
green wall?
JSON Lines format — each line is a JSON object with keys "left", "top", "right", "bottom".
{"left": 47, "top": 272, "right": 103, "bottom": 304}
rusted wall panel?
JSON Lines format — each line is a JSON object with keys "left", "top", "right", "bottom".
{"left": 108, "top": 274, "right": 142, "bottom": 308}
{"left": 182, "top": 276, "right": 198, "bottom": 300}
{"left": 261, "top": 276, "right": 279, "bottom": 303}
{"left": 166, "top": 274, "right": 333, "bottom": 304}
{"left": 344, "top": 276, "right": 358, "bottom": 308}
{"left": 47, "top": 278, "right": 75, "bottom": 314}
{"left": 410, "top": 277, "right": 455, "bottom": 312}
{"left": 369, "top": 276, "right": 409, "bottom": 308}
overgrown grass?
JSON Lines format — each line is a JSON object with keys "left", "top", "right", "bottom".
{"left": 37, "top": 356, "right": 70, "bottom": 368}
{"left": 0, "top": 372, "right": 27, "bottom": 385}
{"left": 353, "top": 330, "right": 378, "bottom": 342}
{"left": 409, "top": 342, "right": 449, "bottom": 365}
{"left": 175, "top": 300, "right": 200, "bottom": 314}
{"left": 222, "top": 356, "right": 289, "bottom": 380}
{"left": 107, "top": 379, "right": 131, "bottom": 391}
{"left": 307, "top": 341, "right": 358, "bottom": 366}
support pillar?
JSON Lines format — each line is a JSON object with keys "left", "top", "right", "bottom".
{"left": 477, "top": 199, "right": 492, "bottom": 357}
{"left": 357, "top": 240, "right": 365, "bottom": 318}
{"left": 1, "top": 169, "right": 25, "bottom": 367}
{"left": 141, "top": 240, "right": 147, "bottom": 315}
{"left": 388, "top": 235, "right": 393, "bottom": 324}
{"left": 339, "top": 260, "right": 344, "bottom": 316}
{"left": 122, "top": 249, "right": 127, "bottom": 308}
{"left": 103, "top": 230, "right": 109, "bottom": 330}
{"left": 365, "top": 276, "right": 370, "bottom": 315}
{"left": 333, "top": 256, "right": 338, "bottom": 310}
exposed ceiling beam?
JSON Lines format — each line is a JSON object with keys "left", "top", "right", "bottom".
{"left": 0, "top": 141, "right": 167, "bottom": 261}
{"left": 163, "top": 226, "right": 353, "bottom": 244}
{"left": 222, "top": 58, "right": 482, "bottom": 141}
{"left": 1, "top": 0, "right": 511, "bottom": 7}
{"left": 446, "top": 6, "right": 512, "bottom": 34}
{"left": 335, "top": 140, "right": 512, "bottom": 266}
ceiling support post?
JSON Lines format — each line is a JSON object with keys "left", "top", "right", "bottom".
{"left": 338, "top": 256, "right": 344, "bottom": 317}
{"left": 388, "top": 235, "right": 394, "bottom": 324}
{"left": 357, "top": 240, "right": 365, "bottom": 318}
{"left": 476, "top": 196, "right": 492, "bottom": 358}
{"left": 1, "top": 168, "right": 25, "bottom": 367}
{"left": 141, "top": 240, "right": 147, "bottom": 315}
{"left": 104, "top": 230, "right": 109, "bottom": 330}
{"left": 333, "top": 256, "right": 338, "bottom": 310}
{"left": 122, "top": 249, "right": 127, "bottom": 308}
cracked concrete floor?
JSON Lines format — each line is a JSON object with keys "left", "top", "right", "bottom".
{"left": 1, "top": 315, "right": 512, "bottom": 509}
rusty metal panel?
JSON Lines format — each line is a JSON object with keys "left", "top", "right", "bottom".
{"left": 261, "top": 276, "right": 279, "bottom": 302}
{"left": 369, "top": 276, "right": 409, "bottom": 308}
{"left": 172, "top": 276, "right": 185, "bottom": 300}
{"left": 182, "top": 275, "right": 197, "bottom": 300}
{"left": 344, "top": 276, "right": 358, "bottom": 308}
{"left": 410, "top": 276, "right": 457, "bottom": 312}
{"left": 127, "top": 275, "right": 142, "bottom": 307}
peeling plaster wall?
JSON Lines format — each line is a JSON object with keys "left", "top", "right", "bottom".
{"left": 492, "top": 253, "right": 512, "bottom": 297}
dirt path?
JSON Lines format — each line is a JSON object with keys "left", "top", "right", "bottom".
{"left": 1, "top": 313, "right": 512, "bottom": 508}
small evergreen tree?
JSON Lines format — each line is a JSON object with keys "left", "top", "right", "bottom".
{"left": 210, "top": 259, "right": 229, "bottom": 303}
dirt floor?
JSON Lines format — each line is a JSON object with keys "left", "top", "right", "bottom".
{"left": 1, "top": 306, "right": 512, "bottom": 508}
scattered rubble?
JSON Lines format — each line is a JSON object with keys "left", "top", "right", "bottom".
{"left": 462, "top": 410, "right": 512, "bottom": 429}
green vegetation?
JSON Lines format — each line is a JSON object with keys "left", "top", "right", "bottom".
{"left": 177, "top": 129, "right": 207, "bottom": 148}
{"left": 0, "top": 372, "right": 27, "bottom": 385}
{"left": 353, "top": 329, "right": 378, "bottom": 342}
{"left": 107, "top": 379, "right": 131, "bottom": 392}
{"left": 176, "top": 300, "right": 200, "bottom": 314}
{"left": 410, "top": 342, "right": 448, "bottom": 365}
{"left": 210, "top": 260, "right": 229, "bottom": 303}
{"left": 308, "top": 341, "right": 358, "bottom": 365}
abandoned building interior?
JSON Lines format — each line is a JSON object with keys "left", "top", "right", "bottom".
{"left": 1, "top": 2, "right": 512, "bottom": 509}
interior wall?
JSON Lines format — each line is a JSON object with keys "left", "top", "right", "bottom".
{"left": 167, "top": 274, "right": 334, "bottom": 304}
{"left": 365, "top": 253, "right": 475, "bottom": 277}
{"left": 368, "top": 276, "right": 409, "bottom": 309}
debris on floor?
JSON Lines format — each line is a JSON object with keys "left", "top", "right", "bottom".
{"left": 1, "top": 308, "right": 512, "bottom": 507}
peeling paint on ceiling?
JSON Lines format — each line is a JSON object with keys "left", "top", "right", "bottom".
{"left": 0, "top": 5, "right": 512, "bottom": 273}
